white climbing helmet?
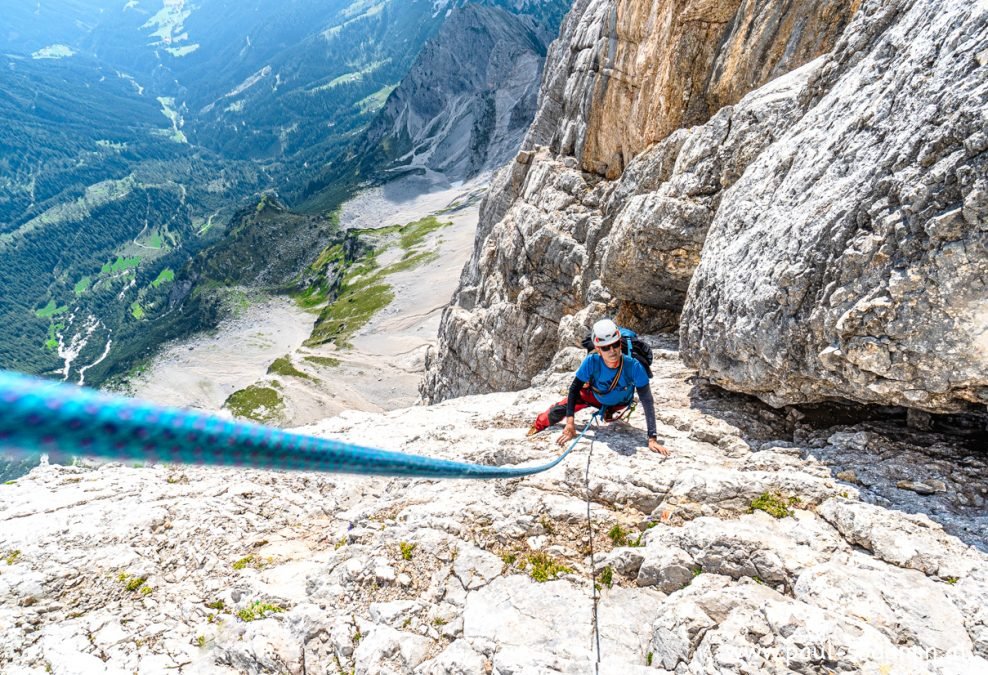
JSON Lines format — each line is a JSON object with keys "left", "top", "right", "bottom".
{"left": 592, "top": 318, "right": 621, "bottom": 347}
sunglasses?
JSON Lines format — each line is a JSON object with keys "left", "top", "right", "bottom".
{"left": 598, "top": 342, "right": 621, "bottom": 352}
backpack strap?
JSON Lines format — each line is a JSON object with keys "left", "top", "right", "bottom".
{"left": 589, "top": 355, "right": 625, "bottom": 396}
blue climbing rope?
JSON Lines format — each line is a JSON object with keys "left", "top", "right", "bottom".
{"left": 0, "top": 371, "right": 597, "bottom": 480}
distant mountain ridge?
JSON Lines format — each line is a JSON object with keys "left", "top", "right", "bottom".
{"left": 357, "top": 3, "right": 559, "bottom": 182}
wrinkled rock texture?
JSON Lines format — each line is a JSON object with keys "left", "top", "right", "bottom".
{"left": 3, "top": 341, "right": 986, "bottom": 674}
{"left": 529, "top": 0, "right": 859, "bottom": 179}
{"left": 681, "top": 0, "right": 988, "bottom": 412}
{"left": 422, "top": 0, "right": 856, "bottom": 403}
{"left": 424, "top": 0, "right": 988, "bottom": 418}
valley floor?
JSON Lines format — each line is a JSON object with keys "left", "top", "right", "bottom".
{"left": 1, "top": 338, "right": 986, "bottom": 674}
{"left": 127, "top": 176, "right": 485, "bottom": 427}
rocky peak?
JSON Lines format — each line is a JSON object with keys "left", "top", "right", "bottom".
{"left": 526, "top": 0, "right": 860, "bottom": 179}
{"left": 359, "top": 1, "right": 569, "bottom": 182}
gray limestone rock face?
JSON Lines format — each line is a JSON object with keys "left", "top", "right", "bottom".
{"left": 422, "top": 0, "right": 852, "bottom": 403}
{"left": 681, "top": 0, "right": 988, "bottom": 413}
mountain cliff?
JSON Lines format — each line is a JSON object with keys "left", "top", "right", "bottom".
{"left": 423, "top": 0, "right": 860, "bottom": 402}
{"left": 422, "top": 0, "right": 988, "bottom": 420}
{"left": 357, "top": 4, "right": 558, "bottom": 182}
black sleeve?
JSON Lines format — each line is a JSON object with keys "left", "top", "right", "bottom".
{"left": 636, "top": 384, "right": 657, "bottom": 439}
{"left": 565, "top": 377, "right": 586, "bottom": 418}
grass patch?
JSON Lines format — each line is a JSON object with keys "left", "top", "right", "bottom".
{"left": 74, "top": 276, "right": 91, "bottom": 296}
{"left": 356, "top": 83, "right": 398, "bottom": 114}
{"left": 232, "top": 555, "right": 270, "bottom": 571}
{"left": 35, "top": 300, "right": 67, "bottom": 319}
{"left": 4, "top": 550, "right": 21, "bottom": 565}
{"left": 307, "top": 278, "right": 394, "bottom": 348}
{"left": 101, "top": 256, "right": 141, "bottom": 275}
{"left": 397, "top": 215, "right": 449, "bottom": 250}
{"left": 300, "top": 214, "right": 451, "bottom": 348}
{"left": 399, "top": 542, "right": 416, "bottom": 561}
{"left": 522, "top": 552, "right": 572, "bottom": 583}
{"left": 117, "top": 572, "right": 151, "bottom": 595}
{"left": 151, "top": 268, "right": 174, "bottom": 287}
{"left": 130, "top": 301, "right": 145, "bottom": 320}
{"left": 224, "top": 385, "right": 284, "bottom": 423}
{"left": 236, "top": 601, "right": 284, "bottom": 622}
{"left": 303, "top": 355, "right": 340, "bottom": 368}
{"left": 205, "top": 600, "right": 225, "bottom": 610}
{"left": 267, "top": 355, "right": 311, "bottom": 380}
{"left": 44, "top": 322, "right": 64, "bottom": 351}
{"left": 750, "top": 492, "right": 794, "bottom": 519}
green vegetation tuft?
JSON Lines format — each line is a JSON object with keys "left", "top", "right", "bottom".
{"left": 501, "top": 552, "right": 517, "bottom": 566}
{"left": 236, "top": 601, "right": 284, "bottom": 622}
{"left": 74, "top": 276, "right": 91, "bottom": 296}
{"left": 232, "top": 555, "right": 267, "bottom": 571}
{"left": 4, "top": 550, "right": 22, "bottom": 565}
{"left": 397, "top": 215, "right": 448, "bottom": 250}
{"left": 607, "top": 524, "right": 631, "bottom": 547}
{"left": 44, "top": 322, "right": 64, "bottom": 351}
{"left": 117, "top": 572, "right": 149, "bottom": 594}
{"left": 267, "top": 355, "right": 311, "bottom": 380}
{"left": 946, "top": 576, "right": 960, "bottom": 585}
{"left": 205, "top": 600, "right": 225, "bottom": 610}
{"left": 599, "top": 565, "right": 614, "bottom": 588}
{"left": 399, "top": 542, "right": 416, "bottom": 561}
{"left": 523, "top": 552, "right": 573, "bottom": 583}
{"left": 750, "top": 492, "right": 794, "bottom": 519}
{"left": 224, "top": 385, "right": 285, "bottom": 423}
{"left": 646, "top": 652, "right": 654, "bottom": 667}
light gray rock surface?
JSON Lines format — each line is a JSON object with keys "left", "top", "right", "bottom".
{"left": 681, "top": 0, "right": 988, "bottom": 413}
{"left": 2, "top": 342, "right": 986, "bottom": 673}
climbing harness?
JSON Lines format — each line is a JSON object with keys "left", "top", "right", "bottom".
{"left": 0, "top": 371, "right": 597, "bottom": 480}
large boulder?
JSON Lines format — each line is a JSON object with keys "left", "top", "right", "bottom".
{"left": 680, "top": 0, "right": 988, "bottom": 413}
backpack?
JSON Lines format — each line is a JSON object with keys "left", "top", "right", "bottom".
{"left": 581, "top": 326, "right": 653, "bottom": 378}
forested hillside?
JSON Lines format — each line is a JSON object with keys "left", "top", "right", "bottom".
{"left": 0, "top": 0, "right": 570, "bottom": 384}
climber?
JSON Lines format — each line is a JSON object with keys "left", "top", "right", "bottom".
{"left": 528, "top": 319, "right": 670, "bottom": 456}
